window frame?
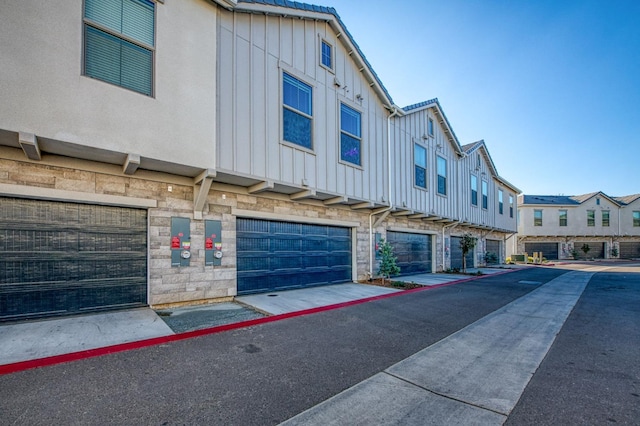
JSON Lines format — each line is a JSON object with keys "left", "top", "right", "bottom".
{"left": 634, "top": 211, "right": 640, "bottom": 227}
{"left": 428, "top": 117, "right": 434, "bottom": 137}
{"left": 481, "top": 180, "right": 488, "bottom": 209}
{"left": 470, "top": 175, "right": 478, "bottom": 206}
{"left": 559, "top": 209, "right": 568, "bottom": 227}
{"left": 319, "top": 38, "right": 334, "bottom": 72}
{"left": 509, "top": 195, "right": 514, "bottom": 218}
{"left": 414, "top": 143, "right": 427, "bottom": 190}
{"left": 82, "top": 0, "right": 156, "bottom": 97}
{"left": 587, "top": 210, "right": 595, "bottom": 227}
{"left": 534, "top": 209, "right": 543, "bottom": 226}
{"left": 282, "top": 71, "right": 314, "bottom": 151}
{"left": 498, "top": 189, "right": 504, "bottom": 215}
{"left": 339, "top": 102, "right": 363, "bottom": 167}
{"left": 602, "top": 210, "right": 610, "bottom": 227}
{"left": 436, "top": 155, "right": 447, "bottom": 196}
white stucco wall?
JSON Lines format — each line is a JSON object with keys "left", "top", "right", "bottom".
{"left": 0, "top": 0, "right": 217, "bottom": 169}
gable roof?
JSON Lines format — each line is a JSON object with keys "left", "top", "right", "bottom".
{"left": 613, "top": 194, "right": 640, "bottom": 205}
{"left": 402, "top": 98, "right": 463, "bottom": 155}
{"left": 522, "top": 192, "right": 627, "bottom": 206}
{"left": 236, "top": 0, "right": 394, "bottom": 107}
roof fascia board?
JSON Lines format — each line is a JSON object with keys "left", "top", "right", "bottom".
{"left": 210, "top": 0, "right": 238, "bottom": 9}
{"left": 427, "top": 103, "right": 463, "bottom": 155}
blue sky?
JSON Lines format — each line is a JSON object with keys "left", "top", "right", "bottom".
{"left": 328, "top": 0, "right": 640, "bottom": 197}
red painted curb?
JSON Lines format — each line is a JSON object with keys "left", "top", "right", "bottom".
{"left": 0, "top": 269, "right": 518, "bottom": 376}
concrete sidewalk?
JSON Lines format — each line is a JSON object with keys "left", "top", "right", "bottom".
{"left": 281, "top": 267, "right": 605, "bottom": 425}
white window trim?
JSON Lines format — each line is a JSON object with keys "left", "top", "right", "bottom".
{"left": 413, "top": 142, "right": 428, "bottom": 191}
{"left": 279, "top": 65, "right": 316, "bottom": 154}
{"left": 318, "top": 36, "right": 335, "bottom": 73}
{"left": 338, "top": 99, "right": 364, "bottom": 169}
{"left": 436, "top": 155, "right": 447, "bottom": 197}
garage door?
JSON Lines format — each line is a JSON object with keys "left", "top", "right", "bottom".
{"left": 236, "top": 218, "right": 352, "bottom": 294}
{"left": 451, "top": 236, "right": 475, "bottom": 270}
{"left": 0, "top": 197, "right": 147, "bottom": 322}
{"left": 387, "top": 231, "right": 432, "bottom": 275}
{"left": 619, "top": 242, "right": 640, "bottom": 259}
{"left": 486, "top": 240, "right": 501, "bottom": 264}
{"left": 575, "top": 242, "right": 604, "bottom": 259}
{"left": 524, "top": 242, "right": 558, "bottom": 260}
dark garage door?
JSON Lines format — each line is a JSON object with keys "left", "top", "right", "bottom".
{"left": 619, "top": 242, "right": 640, "bottom": 259}
{"left": 387, "top": 231, "right": 432, "bottom": 275}
{"left": 524, "top": 242, "right": 558, "bottom": 260}
{"left": 451, "top": 236, "right": 475, "bottom": 270}
{"left": 0, "top": 197, "right": 147, "bottom": 322}
{"left": 486, "top": 239, "right": 501, "bottom": 264}
{"left": 236, "top": 218, "right": 352, "bottom": 294}
{"left": 575, "top": 242, "right": 604, "bottom": 259}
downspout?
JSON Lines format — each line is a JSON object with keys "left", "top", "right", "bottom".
{"left": 369, "top": 106, "right": 399, "bottom": 279}
{"left": 442, "top": 220, "right": 461, "bottom": 271}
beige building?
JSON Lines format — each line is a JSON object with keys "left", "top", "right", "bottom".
{"left": 517, "top": 192, "right": 640, "bottom": 259}
{"left": 0, "top": 0, "right": 518, "bottom": 322}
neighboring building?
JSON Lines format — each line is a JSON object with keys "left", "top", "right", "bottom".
{"left": 0, "top": 0, "right": 519, "bottom": 322}
{"left": 517, "top": 192, "right": 640, "bottom": 260}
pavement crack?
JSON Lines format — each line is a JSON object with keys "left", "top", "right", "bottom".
{"left": 382, "top": 371, "right": 509, "bottom": 417}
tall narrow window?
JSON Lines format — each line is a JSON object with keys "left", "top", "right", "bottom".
{"left": 509, "top": 195, "right": 514, "bottom": 218}
{"left": 498, "top": 190, "right": 504, "bottom": 215}
{"left": 414, "top": 144, "right": 427, "bottom": 189}
{"left": 83, "top": 0, "right": 155, "bottom": 96}
{"left": 602, "top": 210, "right": 610, "bottom": 227}
{"left": 340, "top": 103, "right": 362, "bottom": 166}
{"left": 428, "top": 117, "right": 434, "bottom": 136}
{"left": 634, "top": 211, "right": 640, "bottom": 227}
{"left": 534, "top": 209, "right": 543, "bottom": 226}
{"left": 283, "top": 73, "right": 313, "bottom": 149}
{"left": 436, "top": 156, "right": 447, "bottom": 195}
{"left": 320, "top": 40, "right": 333, "bottom": 70}
{"left": 471, "top": 175, "right": 478, "bottom": 206}
{"left": 587, "top": 210, "right": 595, "bottom": 226}
{"left": 482, "top": 180, "right": 488, "bottom": 209}
{"left": 559, "top": 210, "right": 567, "bottom": 226}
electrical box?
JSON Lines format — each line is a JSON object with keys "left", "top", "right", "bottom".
{"left": 205, "top": 220, "right": 223, "bottom": 266}
{"left": 171, "top": 217, "right": 191, "bottom": 267}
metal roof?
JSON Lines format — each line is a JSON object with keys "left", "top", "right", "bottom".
{"left": 522, "top": 195, "right": 580, "bottom": 205}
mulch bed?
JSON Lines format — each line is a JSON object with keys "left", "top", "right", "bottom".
{"left": 362, "top": 278, "right": 423, "bottom": 290}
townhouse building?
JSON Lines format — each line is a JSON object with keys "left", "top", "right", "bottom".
{"left": 518, "top": 192, "right": 640, "bottom": 259}
{"left": 0, "top": 0, "right": 518, "bottom": 322}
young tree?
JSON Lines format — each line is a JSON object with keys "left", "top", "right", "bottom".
{"left": 581, "top": 243, "right": 591, "bottom": 259}
{"left": 377, "top": 238, "right": 400, "bottom": 285}
{"left": 459, "top": 233, "right": 477, "bottom": 273}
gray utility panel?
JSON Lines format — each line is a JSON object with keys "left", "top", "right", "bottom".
{"left": 386, "top": 231, "right": 432, "bottom": 275}
{"left": 451, "top": 236, "right": 475, "bottom": 270}
{"left": 236, "top": 218, "right": 352, "bottom": 295}
{"left": 485, "top": 239, "right": 501, "bottom": 264}
{"left": 0, "top": 197, "right": 147, "bottom": 322}
{"left": 619, "top": 242, "right": 640, "bottom": 259}
{"left": 524, "top": 242, "right": 559, "bottom": 260}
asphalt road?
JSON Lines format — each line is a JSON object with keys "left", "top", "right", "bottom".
{"left": 1, "top": 266, "right": 637, "bottom": 425}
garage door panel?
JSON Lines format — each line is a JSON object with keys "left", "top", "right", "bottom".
{"left": 575, "top": 242, "right": 604, "bottom": 259}
{"left": 451, "top": 236, "right": 475, "bottom": 270}
{"left": 236, "top": 218, "right": 352, "bottom": 294}
{"left": 524, "top": 243, "right": 559, "bottom": 260}
{"left": 619, "top": 242, "right": 640, "bottom": 259}
{"left": 387, "top": 231, "right": 432, "bottom": 275}
{"left": 0, "top": 197, "right": 147, "bottom": 322}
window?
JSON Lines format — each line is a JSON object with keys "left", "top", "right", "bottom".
{"left": 587, "top": 210, "right": 595, "bottom": 226}
{"left": 414, "top": 144, "right": 427, "bottom": 189}
{"left": 602, "top": 210, "right": 610, "bottom": 227}
{"left": 470, "top": 175, "right": 478, "bottom": 206}
{"left": 559, "top": 209, "right": 567, "bottom": 226}
{"left": 482, "top": 180, "right": 488, "bottom": 209}
{"left": 509, "top": 195, "right": 514, "bottom": 218}
{"left": 283, "top": 73, "right": 313, "bottom": 149}
{"left": 436, "top": 156, "right": 447, "bottom": 195}
{"left": 320, "top": 40, "right": 333, "bottom": 70}
{"left": 596, "top": 198, "right": 601, "bottom": 205}
{"left": 498, "top": 190, "right": 504, "bottom": 215}
{"left": 634, "top": 211, "right": 640, "bottom": 227}
{"left": 340, "top": 103, "right": 362, "bottom": 166}
{"left": 83, "top": 0, "right": 155, "bottom": 96}
{"left": 428, "top": 118, "right": 434, "bottom": 136}
{"left": 534, "top": 209, "right": 543, "bottom": 226}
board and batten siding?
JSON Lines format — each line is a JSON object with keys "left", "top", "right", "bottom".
{"left": 391, "top": 109, "right": 459, "bottom": 220}
{"left": 217, "top": 10, "right": 389, "bottom": 203}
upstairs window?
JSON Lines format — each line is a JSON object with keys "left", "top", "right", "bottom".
{"left": 414, "top": 144, "right": 427, "bottom": 189}
{"left": 634, "top": 211, "right": 640, "bottom": 227}
{"left": 509, "top": 195, "right": 514, "bottom": 218}
{"left": 482, "top": 180, "right": 488, "bottom": 209}
{"left": 602, "top": 210, "right": 610, "bottom": 227}
{"left": 428, "top": 117, "right": 434, "bottom": 136}
{"left": 436, "top": 156, "right": 447, "bottom": 196}
{"left": 534, "top": 209, "right": 543, "bottom": 226}
{"left": 559, "top": 209, "right": 568, "bottom": 226}
{"left": 471, "top": 175, "right": 478, "bottom": 206}
{"left": 283, "top": 73, "right": 313, "bottom": 149}
{"left": 587, "top": 210, "right": 595, "bottom": 226}
{"left": 340, "top": 103, "right": 362, "bottom": 166}
{"left": 320, "top": 40, "right": 333, "bottom": 70}
{"left": 498, "top": 189, "right": 504, "bottom": 215}
{"left": 83, "top": 0, "right": 155, "bottom": 96}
